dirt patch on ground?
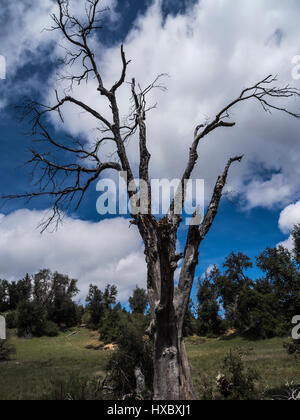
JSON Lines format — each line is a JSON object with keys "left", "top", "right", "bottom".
{"left": 85, "top": 336, "right": 117, "bottom": 351}
{"left": 103, "top": 343, "right": 118, "bottom": 351}
{"left": 225, "top": 328, "right": 237, "bottom": 337}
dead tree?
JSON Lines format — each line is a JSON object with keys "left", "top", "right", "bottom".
{"left": 4, "top": 0, "right": 300, "bottom": 400}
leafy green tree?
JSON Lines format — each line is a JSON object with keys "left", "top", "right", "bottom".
{"left": 17, "top": 300, "right": 47, "bottom": 337}
{"left": 256, "top": 246, "right": 300, "bottom": 329}
{"left": 216, "top": 253, "right": 253, "bottom": 326}
{"left": 99, "top": 303, "right": 128, "bottom": 344}
{"left": 129, "top": 286, "right": 148, "bottom": 315}
{"left": 0, "top": 279, "right": 9, "bottom": 313}
{"left": 292, "top": 224, "right": 300, "bottom": 264}
{"left": 86, "top": 285, "right": 104, "bottom": 328}
{"left": 201, "top": 251, "right": 285, "bottom": 339}
{"left": 33, "top": 269, "right": 52, "bottom": 306}
{"left": 49, "top": 298, "right": 78, "bottom": 328}
{"left": 13, "top": 269, "right": 79, "bottom": 337}
{"left": 234, "top": 282, "right": 281, "bottom": 339}
{"left": 5, "top": 311, "right": 18, "bottom": 329}
{"left": 102, "top": 284, "right": 118, "bottom": 309}
{"left": 17, "top": 274, "right": 32, "bottom": 302}
{"left": 7, "top": 282, "right": 20, "bottom": 310}
{"left": 86, "top": 284, "right": 117, "bottom": 329}
{"left": 183, "top": 300, "right": 197, "bottom": 337}
{"left": 197, "top": 269, "right": 223, "bottom": 337}
{"left": 47, "top": 272, "right": 79, "bottom": 327}
{"left": 32, "top": 269, "right": 79, "bottom": 328}
{"left": 7, "top": 275, "right": 32, "bottom": 310}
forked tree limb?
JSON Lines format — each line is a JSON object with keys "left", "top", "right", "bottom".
{"left": 169, "top": 75, "right": 300, "bottom": 224}
{"left": 175, "top": 155, "right": 244, "bottom": 325}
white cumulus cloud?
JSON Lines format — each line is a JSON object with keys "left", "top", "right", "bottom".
{"left": 279, "top": 200, "right": 300, "bottom": 234}
{"left": 0, "top": 209, "right": 146, "bottom": 302}
{"left": 278, "top": 200, "right": 300, "bottom": 250}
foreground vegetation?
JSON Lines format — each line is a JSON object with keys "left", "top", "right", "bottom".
{"left": 0, "top": 329, "right": 299, "bottom": 400}
{"left": 186, "top": 335, "right": 300, "bottom": 399}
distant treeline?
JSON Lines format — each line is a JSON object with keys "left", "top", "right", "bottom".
{"left": 0, "top": 267, "right": 151, "bottom": 341}
{"left": 0, "top": 225, "right": 300, "bottom": 341}
{"left": 197, "top": 224, "right": 300, "bottom": 339}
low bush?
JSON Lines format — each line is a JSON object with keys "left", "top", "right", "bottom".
{"left": 5, "top": 311, "right": 18, "bottom": 329}
{"left": 0, "top": 339, "right": 16, "bottom": 362}
{"left": 217, "top": 348, "right": 260, "bottom": 400}
{"left": 43, "top": 321, "right": 59, "bottom": 337}
{"left": 105, "top": 316, "right": 153, "bottom": 399}
{"left": 284, "top": 339, "right": 300, "bottom": 359}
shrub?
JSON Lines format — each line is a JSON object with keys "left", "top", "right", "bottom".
{"left": 0, "top": 339, "right": 16, "bottom": 362}
{"left": 5, "top": 311, "right": 18, "bottom": 329}
{"left": 217, "top": 348, "right": 260, "bottom": 400}
{"left": 197, "top": 374, "right": 216, "bottom": 400}
{"left": 284, "top": 340, "right": 300, "bottom": 359}
{"left": 43, "top": 321, "right": 59, "bottom": 337}
{"left": 105, "top": 316, "right": 153, "bottom": 399}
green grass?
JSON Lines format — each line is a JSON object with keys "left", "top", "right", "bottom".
{"left": 0, "top": 330, "right": 299, "bottom": 400}
{"left": 186, "top": 335, "right": 300, "bottom": 399}
{"left": 0, "top": 329, "right": 110, "bottom": 400}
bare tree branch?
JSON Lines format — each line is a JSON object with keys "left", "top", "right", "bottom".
{"left": 50, "top": 0, "right": 109, "bottom": 94}
{"left": 169, "top": 75, "right": 300, "bottom": 223}
{"left": 34, "top": 95, "right": 113, "bottom": 130}
{"left": 174, "top": 155, "right": 244, "bottom": 325}
{"left": 128, "top": 74, "right": 168, "bottom": 213}
{"left": 111, "top": 45, "right": 131, "bottom": 93}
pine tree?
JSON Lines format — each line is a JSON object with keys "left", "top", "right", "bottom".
{"left": 129, "top": 286, "right": 149, "bottom": 315}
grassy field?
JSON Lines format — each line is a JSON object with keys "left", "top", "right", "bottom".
{"left": 186, "top": 335, "right": 300, "bottom": 399}
{"left": 0, "top": 329, "right": 299, "bottom": 400}
{"left": 0, "top": 329, "right": 110, "bottom": 400}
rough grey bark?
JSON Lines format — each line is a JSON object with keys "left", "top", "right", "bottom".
{"left": 4, "top": 0, "right": 300, "bottom": 400}
{"left": 135, "top": 366, "right": 146, "bottom": 395}
{"left": 138, "top": 156, "right": 243, "bottom": 400}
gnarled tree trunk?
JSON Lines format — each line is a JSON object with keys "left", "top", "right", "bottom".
{"left": 153, "top": 308, "right": 197, "bottom": 400}
{"left": 138, "top": 217, "right": 199, "bottom": 400}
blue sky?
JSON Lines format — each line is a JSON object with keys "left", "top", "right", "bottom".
{"left": 0, "top": 0, "right": 300, "bottom": 303}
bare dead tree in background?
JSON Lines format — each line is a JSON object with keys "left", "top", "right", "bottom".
{"left": 4, "top": 0, "right": 300, "bottom": 400}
